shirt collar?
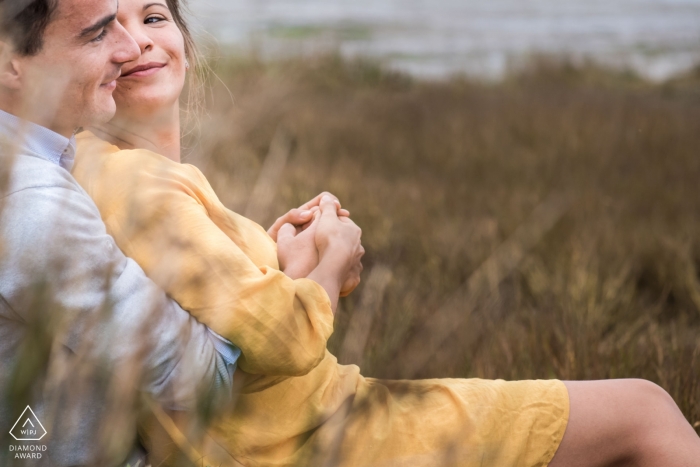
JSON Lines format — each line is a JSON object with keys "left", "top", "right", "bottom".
{"left": 0, "top": 109, "right": 77, "bottom": 171}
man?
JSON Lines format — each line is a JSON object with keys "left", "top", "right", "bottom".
{"left": 0, "top": 1, "right": 240, "bottom": 465}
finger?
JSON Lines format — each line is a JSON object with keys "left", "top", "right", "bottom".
{"left": 338, "top": 216, "right": 360, "bottom": 233}
{"left": 270, "top": 209, "right": 313, "bottom": 236}
{"left": 268, "top": 216, "right": 291, "bottom": 240}
{"left": 339, "top": 209, "right": 350, "bottom": 217}
{"left": 295, "top": 209, "right": 314, "bottom": 223}
{"left": 300, "top": 214, "right": 320, "bottom": 232}
{"left": 299, "top": 192, "right": 341, "bottom": 211}
{"left": 285, "top": 209, "right": 313, "bottom": 225}
{"left": 299, "top": 217, "right": 320, "bottom": 237}
{"left": 267, "top": 218, "right": 285, "bottom": 241}
{"left": 319, "top": 194, "right": 340, "bottom": 220}
{"left": 340, "top": 277, "right": 361, "bottom": 297}
{"left": 277, "top": 223, "right": 297, "bottom": 243}
{"left": 352, "top": 260, "right": 363, "bottom": 273}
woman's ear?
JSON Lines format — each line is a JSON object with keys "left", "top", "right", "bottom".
{"left": 0, "top": 41, "right": 23, "bottom": 91}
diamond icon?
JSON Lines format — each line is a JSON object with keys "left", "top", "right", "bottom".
{"left": 9, "top": 406, "right": 47, "bottom": 441}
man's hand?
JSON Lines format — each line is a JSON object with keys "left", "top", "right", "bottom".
{"left": 268, "top": 192, "right": 350, "bottom": 242}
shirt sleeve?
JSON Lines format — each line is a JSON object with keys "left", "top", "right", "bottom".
{"left": 208, "top": 328, "right": 242, "bottom": 386}
{"left": 0, "top": 184, "right": 234, "bottom": 411}
{"left": 84, "top": 150, "right": 335, "bottom": 377}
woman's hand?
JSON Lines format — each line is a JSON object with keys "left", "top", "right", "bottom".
{"left": 307, "top": 195, "right": 365, "bottom": 311}
{"left": 314, "top": 196, "right": 364, "bottom": 263}
{"left": 278, "top": 211, "right": 363, "bottom": 295}
{"left": 340, "top": 257, "right": 363, "bottom": 297}
{"left": 268, "top": 192, "right": 350, "bottom": 242}
{"left": 277, "top": 216, "right": 320, "bottom": 280}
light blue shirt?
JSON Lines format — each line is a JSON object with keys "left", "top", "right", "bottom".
{"left": 0, "top": 108, "right": 241, "bottom": 377}
{"left": 0, "top": 109, "right": 77, "bottom": 171}
{"left": 0, "top": 109, "right": 241, "bottom": 466}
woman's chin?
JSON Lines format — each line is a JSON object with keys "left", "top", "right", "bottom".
{"left": 114, "top": 89, "right": 183, "bottom": 116}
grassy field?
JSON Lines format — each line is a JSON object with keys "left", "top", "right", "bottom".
{"left": 188, "top": 54, "right": 700, "bottom": 430}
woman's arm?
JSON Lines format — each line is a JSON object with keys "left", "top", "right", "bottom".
{"left": 73, "top": 145, "right": 335, "bottom": 378}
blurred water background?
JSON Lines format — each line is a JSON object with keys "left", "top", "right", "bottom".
{"left": 189, "top": 0, "right": 700, "bottom": 80}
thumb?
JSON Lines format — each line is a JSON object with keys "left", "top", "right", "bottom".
{"left": 277, "top": 223, "right": 297, "bottom": 243}
{"left": 319, "top": 195, "right": 339, "bottom": 220}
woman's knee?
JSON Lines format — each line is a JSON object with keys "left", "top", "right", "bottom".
{"left": 616, "top": 379, "right": 700, "bottom": 463}
{"left": 622, "top": 380, "right": 687, "bottom": 438}
{"left": 623, "top": 379, "right": 683, "bottom": 427}
{"left": 599, "top": 379, "right": 681, "bottom": 437}
{"left": 552, "top": 379, "right": 684, "bottom": 466}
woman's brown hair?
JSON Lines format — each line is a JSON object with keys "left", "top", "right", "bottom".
{"left": 164, "top": 0, "right": 207, "bottom": 126}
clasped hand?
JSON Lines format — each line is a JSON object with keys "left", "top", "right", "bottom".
{"left": 269, "top": 192, "right": 364, "bottom": 299}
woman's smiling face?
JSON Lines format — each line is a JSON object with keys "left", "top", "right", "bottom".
{"left": 113, "top": 0, "right": 187, "bottom": 117}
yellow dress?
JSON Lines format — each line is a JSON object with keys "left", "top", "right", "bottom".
{"left": 73, "top": 132, "right": 569, "bottom": 467}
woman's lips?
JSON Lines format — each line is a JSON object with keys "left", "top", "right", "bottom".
{"left": 121, "top": 62, "right": 167, "bottom": 78}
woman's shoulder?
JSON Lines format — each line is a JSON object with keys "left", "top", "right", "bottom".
{"left": 74, "top": 131, "right": 210, "bottom": 193}
{"left": 74, "top": 133, "right": 216, "bottom": 221}
{"left": 76, "top": 131, "right": 181, "bottom": 173}
{"left": 75, "top": 130, "right": 120, "bottom": 155}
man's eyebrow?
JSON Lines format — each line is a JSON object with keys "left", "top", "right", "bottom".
{"left": 143, "top": 2, "right": 168, "bottom": 10}
{"left": 78, "top": 13, "right": 117, "bottom": 39}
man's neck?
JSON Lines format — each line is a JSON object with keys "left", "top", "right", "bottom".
{"left": 0, "top": 92, "right": 76, "bottom": 139}
{"left": 0, "top": 87, "right": 79, "bottom": 138}
{"left": 88, "top": 104, "right": 181, "bottom": 163}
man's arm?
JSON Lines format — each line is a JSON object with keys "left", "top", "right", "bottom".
{"left": 0, "top": 181, "right": 234, "bottom": 464}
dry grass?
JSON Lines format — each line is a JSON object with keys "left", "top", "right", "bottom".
{"left": 2, "top": 54, "right": 699, "bottom": 466}
{"left": 187, "top": 54, "right": 700, "bottom": 429}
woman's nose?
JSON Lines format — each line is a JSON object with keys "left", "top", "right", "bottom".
{"left": 122, "top": 21, "right": 156, "bottom": 54}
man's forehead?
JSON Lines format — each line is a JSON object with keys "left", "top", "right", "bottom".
{"left": 52, "top": 0, "right": 118, "bottom": 31}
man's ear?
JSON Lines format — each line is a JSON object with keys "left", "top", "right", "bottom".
{"left": 0, "top": 41, "right": 23, "bottom": 91}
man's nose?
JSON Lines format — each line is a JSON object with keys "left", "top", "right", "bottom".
{"left": 112, "top": 20, "right": 140, "bottom": 64}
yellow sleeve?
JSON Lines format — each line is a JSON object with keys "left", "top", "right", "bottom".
{"left": 74, "top": 144, "right": 334, "bottom": 377}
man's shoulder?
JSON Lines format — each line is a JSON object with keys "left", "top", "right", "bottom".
{"left": 0, "top": 150, "right": 103, "bottom": 246}
{"left": 1, "top": 150, "right": 81, "bottom": 198}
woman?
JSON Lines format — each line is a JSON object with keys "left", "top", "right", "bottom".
{"left": 72, "top": 0, "right": 700, "bottom": 466}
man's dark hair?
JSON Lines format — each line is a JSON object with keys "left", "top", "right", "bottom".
{"left": 0, "top": 0, "right": 58, "bottom": 56}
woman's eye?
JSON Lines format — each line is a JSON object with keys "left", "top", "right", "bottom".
{"left": 145, "top": 16, "right": 166, "bottom": 24}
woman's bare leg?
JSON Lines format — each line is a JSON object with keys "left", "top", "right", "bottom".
{"left": 549, "top": 379, "right": 700, "bottom": 467}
